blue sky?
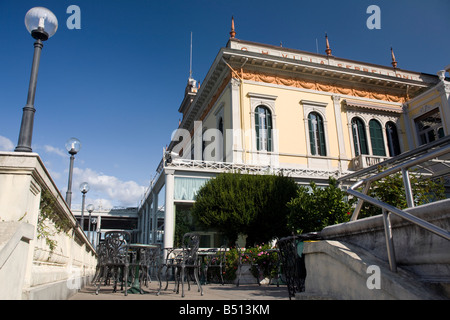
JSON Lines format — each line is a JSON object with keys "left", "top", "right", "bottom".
{"left": 1, "top": 0, "right": 449, "bottom": 209}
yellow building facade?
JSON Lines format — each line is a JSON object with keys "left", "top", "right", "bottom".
{"left": 138, "top": 26, "right": 450, "bottom": 248}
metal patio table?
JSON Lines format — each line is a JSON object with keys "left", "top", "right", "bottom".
{"left": 127, "top": 243, "right": 162, "bottom": 295}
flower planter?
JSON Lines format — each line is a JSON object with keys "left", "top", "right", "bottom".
{"left": 234, "top": 264, "right": 258, "bottom": 285}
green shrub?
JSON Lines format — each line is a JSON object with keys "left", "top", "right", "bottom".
{"left": 287, "top": 177, "right": 355, "bottom": 234}
{"left": 360, "top": 169, "right": 446, "bottom": 218}
{"left": 192, "top": 172, "right": 298, "bottom": 246}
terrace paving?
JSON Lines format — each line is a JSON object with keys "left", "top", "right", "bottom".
{"left": 69, "top": 282, "right": 290, "bottom": 300}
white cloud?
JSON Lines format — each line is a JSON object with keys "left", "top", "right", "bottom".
{"left": 72, "top": 167, "right": 145, "bottom": 208}
{"left": 70, "top": 198, "right": 114, "bottom": 211}
{"left": 47, "top": 168, "right": 62, "bottom": 180}
{"left": 0, "top": 136, "right": 14, "bottom": 151}
{"left": 44, "top": 145, "right": 67, "bottom": 158}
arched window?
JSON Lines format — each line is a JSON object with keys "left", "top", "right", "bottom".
{"left": 386, "top": 121, "right": 401, "bottom": 157}
{"left": 308, "top": 112, "right": 326, "bottom": 156}
{"left": 351, "top": 117, "right": 368, "bottom": 156}
{"left": 255, "top": 106, "right": 273, "bottom": 151}
{"left": 369, "top": 119, "right": 386, "bottom": 156}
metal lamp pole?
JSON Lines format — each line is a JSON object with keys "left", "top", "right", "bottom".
{"left": 65, "top": 138, "right": 81, "bottom": 208}
{"left": 15, "top": 7, "right": 58, "bottom": 152}
{"left": 80, "top": 182, "right": 90, "bottom": 231}
{"left": 86, "top": 204, "right": 95, "bottom": 243}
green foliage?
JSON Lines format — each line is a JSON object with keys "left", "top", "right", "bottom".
{"left": 37, "top": 190, "right": 72, "bottom": 252}
{"left": 205, "top": 244, "right": 279, "bottom": 283}
{"left": 174, "top": 207, "right": 195, "bottom": 247}
{"left": 204, "top": 247, "right": 240, "bottom": 282}
{"left": 223, "top": 248, "right": 240, "bottom": 281}
{"left": 286, "top": 177, "right": 355, "bottom": 234}
{"left": 360, "top": 169, "right": 446, "bottom": 218}
{"left": 243, "top": 243, "right": 278, "bottom": 279}
{"left": 192, "top": 172, "right": 298, "bottom": 246}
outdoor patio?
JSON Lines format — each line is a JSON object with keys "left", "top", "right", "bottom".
{"left": 69, "top": 282, "right": 290, "bottom": 300}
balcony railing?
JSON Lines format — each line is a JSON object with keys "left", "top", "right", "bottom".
{"left": 350, "top": 154, "right": 388, "bottom": 171}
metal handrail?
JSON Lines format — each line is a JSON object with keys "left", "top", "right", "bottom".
{"left": 340, "top": 134, "right": 450, "bottom": 183}
{"left": 346, "top": 143, "right": 450, "bottom": 272}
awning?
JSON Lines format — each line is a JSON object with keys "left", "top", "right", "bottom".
{"left": 344, "top": 99, "right": 403, "bottom": 114}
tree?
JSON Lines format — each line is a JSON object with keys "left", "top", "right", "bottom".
{"left": 359, "top": 169, "right": 446, "bottom": 218}
{"left": 192, "top": 172, "right": 298, "bottom": 246}
{"left": 286, "top": 177, "right": 355, "bottom": 234}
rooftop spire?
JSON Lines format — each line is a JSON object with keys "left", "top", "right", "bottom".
{"left": 325, "top": 33, "right": 332, "bottom": 56}
{"left": 391, "top": 47, "right": 398, "bottom": 69}
{"left": 230, "top": 16, "right": 236, "bottom": 39}
{"left": 189, "top": 31, "right": 193, "bottom": 78}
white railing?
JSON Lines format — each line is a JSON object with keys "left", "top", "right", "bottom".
{"left": 350, "top": 154, "right": 388, "bottom": 171}
{"left": 167, "top": 158, "right": 341, "bottom": 179}
{"left": 139, "top": 157, "right": 342, "bottom": 210}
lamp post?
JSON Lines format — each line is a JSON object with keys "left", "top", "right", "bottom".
{"left": 15, "top": 7, "right": 58, "bottom": 152}
{"left": 86, "top": 204, "right": 94, "bottom": 243}
{"left": 79, "top": 182, "right": 90, "bottom": 231}
{"left": 65, "top": 138, "right": 81, "bottom": 208}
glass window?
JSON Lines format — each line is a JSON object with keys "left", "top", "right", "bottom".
{"left": 351, "top": 117, "right": 368, "bottom": 156}
{"left": 369, "top": 119, "right": 386, "bottom": 156}
{"left": 174, "top": 177, "right": 210, "bottom": 201}
{"left": 386, "top": 121, "right": 401, "bottom": 157}
{"left": 308, "top": 112, "right": 326, "bottom": 156}
{"left": 255, "top": 106, "right": 273, "bottom": 151}
{"left": 415, "top": 109, "right": 444, "bottom": 145}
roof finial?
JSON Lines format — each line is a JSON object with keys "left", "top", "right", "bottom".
{"left": 230, "top": 16, "right": 236, "bottom": 39}
{"left": 189, "top": 32, "right": 193, "bottom": 79}
{"left": 325, "top": 33, "right": 332, "bottom": 56}
{"left": 391, "top": 47, "right": 398, "bottom": 69}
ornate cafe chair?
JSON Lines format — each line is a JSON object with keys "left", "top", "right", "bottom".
{"left": 139, "top": 244, "right": 162, "bottom": 296}
{"left": 93, "top": 230, "right": 131, "bottom": 295}
{"left": 203, "top": 245, "right": 227, "bottom": 285}
{"left": 163, "top": 233, "right": 203, "bottom": 298}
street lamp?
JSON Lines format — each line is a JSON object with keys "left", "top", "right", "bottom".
{"left": 15, "top": 7, "right": 58, "bottom": 152}
{"left": 65, "top": 138, "right": 81, "bottom": 208}
{"left": 86, "top": 204, "right": 94, "bottom": 243}
{"left": 79, "top": 182, "right": 90, "bottom": 231}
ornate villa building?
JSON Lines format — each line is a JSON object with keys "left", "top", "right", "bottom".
{"left": 137, "top": 19, "right": 450, "bottom": 249}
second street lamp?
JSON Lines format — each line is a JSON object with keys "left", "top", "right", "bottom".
{"left": 65, "top": 138, "right": 81, "bottom": 208}
{"left": 86, "top": 204, "right": 94, "bottom": 243}
{"left": 15, "top": 7, "right": 58, "bottom": 152}
{"left": 79, "top": 182, "right": 90, "bottom": 231}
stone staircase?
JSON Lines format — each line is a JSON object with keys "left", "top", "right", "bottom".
{"left": 298, "top": 199, "right": 450, "bottom": 300}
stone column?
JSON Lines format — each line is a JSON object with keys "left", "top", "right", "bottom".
{"left": 163, "top": 169, "right": 175, "bottom": 250}
{"left": 152, "top": 191, "right": 158, "bottom": 244}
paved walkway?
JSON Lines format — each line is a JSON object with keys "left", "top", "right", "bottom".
{"left": 70, "top": 281, "right": 290, "bottom": 300}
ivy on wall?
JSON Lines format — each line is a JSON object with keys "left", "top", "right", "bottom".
{"left": 36, "top": 190, "right": 72, "bottom": 252}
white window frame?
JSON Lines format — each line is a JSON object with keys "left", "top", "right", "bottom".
{"left": 301, "top": 100, "right": 330, "bottom": 157}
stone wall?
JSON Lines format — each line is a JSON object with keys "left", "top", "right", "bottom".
{"left": 0, "top": 152, "right": 97, "bottom": 299}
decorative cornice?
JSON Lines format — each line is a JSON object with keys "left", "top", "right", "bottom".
{"left": 199, "top": 73, "right": 232, "bottom": 122}
{"left": 241, "top": 69, "right": 407, "bottom": 103}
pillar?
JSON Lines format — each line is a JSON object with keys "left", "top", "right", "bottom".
{"left": 163, "top": 169, "right": 175, "bottom": 250}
